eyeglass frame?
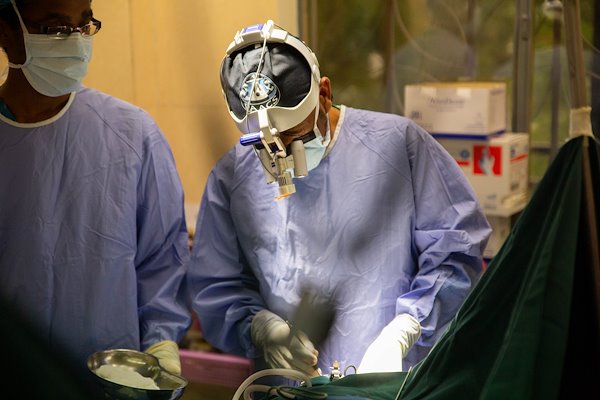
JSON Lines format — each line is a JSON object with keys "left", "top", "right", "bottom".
{"left": 20, "top": 17, "right": 102, "bottom": 38}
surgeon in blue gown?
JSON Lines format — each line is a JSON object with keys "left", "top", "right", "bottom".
{"left": 188, "top": 21, "right": 491, "bottom": 377}
{"left": 0, "top": 0, "right": 190, "bottom": 373}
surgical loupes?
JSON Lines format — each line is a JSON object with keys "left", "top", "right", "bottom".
{"left": 240, "top": 112, "right": 308, "bottom": 199}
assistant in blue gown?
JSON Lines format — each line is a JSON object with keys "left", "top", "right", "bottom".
{"left": 0, "top": 87, "right": 191, "bottom": 367}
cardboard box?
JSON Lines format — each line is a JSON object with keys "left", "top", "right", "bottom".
{"left": 484, "top": 211, "right": 523, "bottom": 259}
{"left": 437, "top": 133, "right": 529, "bottom": 216}
{"left": 405, "top": 82, "right": 507, "bottom": 137}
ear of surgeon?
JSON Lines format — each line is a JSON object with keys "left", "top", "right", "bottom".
{"left": 278, "top": 77, "right": 334, "bottom": 147}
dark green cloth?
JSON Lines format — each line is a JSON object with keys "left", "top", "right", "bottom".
{"left": 398, "top": 136, "right": 599, "bottom": 399}
{"left": 268, "top": 372, "right": 407, "bottom": 399}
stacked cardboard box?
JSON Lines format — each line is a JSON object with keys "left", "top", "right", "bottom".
{"left": 405, "top": 82, "right": 529, "bottom": 258}
{"left": 484, "top": 212, "right": 523, "bottom": 259}
{"left": 435, "top": 133, "right": 529, "bottom": 216}
{"left": 405, "top": 82, "right": 506, "bottom": 138}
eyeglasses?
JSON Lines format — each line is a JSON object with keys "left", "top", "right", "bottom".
{"left": 23, "top": 17, "right": 102, "bottom": 38}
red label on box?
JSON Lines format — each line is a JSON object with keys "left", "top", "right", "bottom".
{"left": 473, "top": 145, "right": 502, "bottom": 175}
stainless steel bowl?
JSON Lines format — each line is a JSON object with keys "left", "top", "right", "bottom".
{"left": 87, "top": 349, "right": 188, "bottom": 400}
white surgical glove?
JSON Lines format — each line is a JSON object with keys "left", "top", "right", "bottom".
{"left": 145, "top": 340, "right": 181, "bottom": 375}
{"left": 357, "top": 314, "right": 421, "bottom": 374}
{"left": 251, "top": 309, "right": 319, "bottom": 376}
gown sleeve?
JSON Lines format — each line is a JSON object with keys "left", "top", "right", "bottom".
{"left": 135, "top": 114, "right": 192, "bottom": 349}
{"left": 187, "top": 150, "right": 266, "bottom": 358}
{"left": 395, "top": 121, "right": 492, "bottom": 359}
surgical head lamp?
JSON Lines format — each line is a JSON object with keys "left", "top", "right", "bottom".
{"left": 221, "top": 20, "right": 321, "bottom": 199}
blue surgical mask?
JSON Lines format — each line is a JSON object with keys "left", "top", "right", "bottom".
{"left": 8, "top": 0, "right": 93, "bottom": 97}
{"left": 304, "top": 110, "right": 331, "bottom": 172}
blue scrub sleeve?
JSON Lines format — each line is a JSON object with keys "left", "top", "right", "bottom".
{"left": 188, "top": 151, "right": 266, "bottom": 358}
{"left": 396, "top": 123, "right": 491, "bottom": 351}
{"left": 135, "top": 119, "right": 191, "bottom": 349}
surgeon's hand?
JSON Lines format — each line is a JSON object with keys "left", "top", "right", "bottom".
{"left": 357, "top": 314, "right": 421, "bottom": 374}
{"left": 145, "top": 340, "right": 181, "bottom": 375}
{"left": 251, "top": 309, "right": 319, "bottom": 376}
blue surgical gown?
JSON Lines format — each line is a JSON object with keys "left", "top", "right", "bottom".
{"left": 0, "top": 87, "right": 191, "bottom": 367}
{"left": 188, "top": 106, "right": 491, "bottom": 371}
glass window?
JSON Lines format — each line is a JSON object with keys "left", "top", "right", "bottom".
{"left": 300, "top": 0, "right": 598, "bottom": 184}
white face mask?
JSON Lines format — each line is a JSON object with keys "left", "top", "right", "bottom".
{"left": 303, "top": 108, "right": 331, "bottom": 172}
{"left": 7, "top": 0, "right": 93, "bottom": 97}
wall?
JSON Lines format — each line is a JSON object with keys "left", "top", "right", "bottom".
{"left": 81, "top": 0, "right": 298, "bottom": 230}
